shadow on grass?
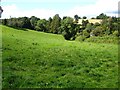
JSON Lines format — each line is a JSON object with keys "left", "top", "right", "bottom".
{"left": 6, "top": 26, "right": 28, "bottom": 31}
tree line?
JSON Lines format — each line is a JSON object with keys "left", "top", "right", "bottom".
{"left": 1, "top": 13, "right": 120, "bottom": 40}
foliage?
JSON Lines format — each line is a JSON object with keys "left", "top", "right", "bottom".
{"left": 30, "top": 16, "right": 40, "bottom": 30}
{"left": 85, "top": 23, "right": 94, "bottom": 33}
{"left": 50, "top": 14, "right": 61, "bottom": 34}
{"left": 75, "top": 35, "right": 86, "bottom": 41}
{"left": 82, "top": 20, "right": 89, "bottom": 29}
{"left": 86, "top": 36, "right": 118, "bottom": 44}
{"left": 96, "top": 13, "right": 109, "bottom": 19}
{"left": 113, "top": 31, "right": 119, "bottom": 37}
{"left": 1, "top": 13, "right": 119, "bottom": 42}
{"left": 35, "top": 19, "right": 47, "bottom": 32}
{"left": 2, "top": 19, "right": 7, "bottom": 25}
{"left": 18, "top": 17, "right": 32, "bottom": 29}
{"left": 82, "top": 30, "right": 90, "bottom": 38}
{"left": 60, "top": 17, "right": 77, "bottom": 40}
{"left": 83, "top": 16, "right": 87, "bottom": 19}
{"left": 91, "top": 26, "right": 104, "bottom": 36}
{"left": 74, "top": 15, "right": 79, "bottom": 23}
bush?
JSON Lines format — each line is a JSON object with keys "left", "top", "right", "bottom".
{"left": 92, "top": 26, "right": 104, "bottom": 36}
{"left": 75, "top": 36, "right": 86, "bottom": 42}
{"left": 85, "top": 36, "right": 118, "bottom": 44}
{"left": 113, "top": 31, "right": 119, "bottom": 37}
{"left": 82, "top": 30, "right": 90, "bottom": 38}
{"left": 62, "top": 31, "right": 71, "bottom": 40}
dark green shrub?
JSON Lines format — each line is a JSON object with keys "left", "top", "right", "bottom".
{"left": 75, "top": 36, "right": 86, "bottom": 42}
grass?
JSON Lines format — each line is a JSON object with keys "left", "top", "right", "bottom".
{"left": 1, "top": 25, "right": 118, "bottom": 88}
{"left": 85, "top": 36, "right": 118, "bottom": 44}
{"left": 78, "top": 19, "right": 102, "bottom": 24}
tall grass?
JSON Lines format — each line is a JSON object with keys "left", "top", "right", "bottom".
{"left": 85, "top": 36, "right": 118, "bottom": 44}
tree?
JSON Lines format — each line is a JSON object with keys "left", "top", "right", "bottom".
{"left": 63, "top": 16, "right": 67, "bottom": 20}
{"left": 108, "top": 17, "right": 118, "bottom": 34}
{"left": 100, "top": 19, "right": 110, "bottom": 35}
{"left": 83, "top": 16, "right": 87, "bottom": 19}
{"left": 30, "top": 16, "right": 40, "bottom": 30}
{"left": 85, "top": 23, "right": 93, "bottom": 33}
{"left": 96, "top": 13, "right": 109, "bottom": 19}
{"left": 113, "top": 31, "right": 119, "bottom": 37}
{"left": 74, "top": 15, "right": 79, "bottom": 23}
{"left": 78, "top": 17, "right": 81, "bottom": 19}
{"left": 2, "top": 19, "right": 7, "bottom": 25}
{"left": 91, "top": 26, "right": 104, "bottom": 36}
{"left": 22, "top": 17, "right": 32, "bottom": 29}
{"left": 48, "top": 17, "right": 52, "bottom": 23}
{"left": 60, "top": 17, "right": 77, "bottom": 40}
{"left": 16, "top": 17, "right": 32, "bottom": 29}
{"left": 91, "top": 17, "right": 95, "bottom": 19}
{"left": 50, "top": 14, "right": 61, "bottom": 34}
{"left": 0, "top": 6, "right": 3, "bottom": 18}
{"left": 46, "top": 17, "right": 52, "bottom": 32}
{"left": 35, "top": 19, "right": 47, "bottom": 32}
{"left": 82, "top": 30, "right": 90, "bottom": 38}
{"left": 81, "top": 23, "right": 93, "bottom": 38}
{"left": 11, "top": 18, "right": 18, "bottom": 28}
{"left": 82, "top": 20, "right": 89, "bottom": 29}
{"left": 17, "top": 17, "right": 24, "bottom": 28}
{"left": 6, "top": 18, "right": 17, "bottom": 27}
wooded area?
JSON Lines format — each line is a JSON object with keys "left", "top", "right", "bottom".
{"left": 1, "top": 13, "right": 119, "bottom": 41}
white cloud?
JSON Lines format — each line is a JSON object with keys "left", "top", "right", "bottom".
{"left": 65, "top": 0, "right": 119, "bottom": 18}
{"left": 2, "top": 0, "right": 92, "bottom": 3}
{"left": 1, "top": 0, "right": 119, "bottom": 19}
{"left": 2, "top": 4, "right": 57, "bottom": 19}
{"left": 2, "top": 4, "right": 18, "bottom": 18}
{"left": 21, "top": 9, "right": 56, "bottom": 19}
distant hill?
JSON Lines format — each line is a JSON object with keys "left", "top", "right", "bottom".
{"left": 77, "top": 19, "right": 102, "bottom": 24}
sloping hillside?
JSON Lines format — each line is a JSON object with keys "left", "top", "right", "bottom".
{"left": 2, "top": 25, "right": 118, "bottom": 88}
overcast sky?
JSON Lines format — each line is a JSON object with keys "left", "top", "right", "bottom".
{"left": 1, "top": 0, "right": 119, "bottom": 19}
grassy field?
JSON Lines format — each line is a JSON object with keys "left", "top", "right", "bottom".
{"left": 1, "top": 25, "right": 118, "bottom": 88}
{"left": 77, "top": 19, "right": 102, "bottom": 24}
